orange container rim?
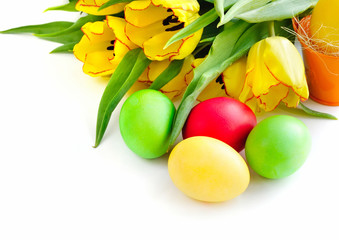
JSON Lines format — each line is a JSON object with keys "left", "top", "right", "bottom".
{"left": 293, "top": 16, "right": 339, "bottom": 60}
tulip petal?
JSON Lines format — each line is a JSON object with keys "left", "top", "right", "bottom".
{"left": 139, "top": 55, "right": 194, "bottom": 99}
{"left": 125, "top": 19, "right": 170, "bottom": 47}
{"left": 124, "top": 0, "right": 202, "bottom": 61}
{"left": 125, "top": 1, "right": 170, "bottom": 27}
{"left": 257, "top": 83, "right": 289, "bottom": 111}
{"left": 264, "top": 37, "right": 307, "bottom": 91}
{"left": 282, "top": 88, "right": 301, "bottom": 108}
{"left": 143, "top": 30, "right": 202, "bottom": 61}
{"left": 247, "top": 40, "right": 280, "bottom": 96}
{"left": 189, "top": 58, "right": 226, "bottom": 102}
{"left": 76, "top": 0, "right": 126, "bottom": 15}
{"left": 151, "top": 0, "right": 200, "bottom": 22}
{"left": 107, "top": 16, "right": 137, "bottom": 48}
{"left": 74, "top": 17, "right": 137, "bottom": 77}
{"left": 197, "top": 75, "right": 227, "bottom": 102}
{"left": 74, "top": 21, "right": 116, "bottom": 76}
{"left": 222, "top": 56, "right": 247, "bottom": 99}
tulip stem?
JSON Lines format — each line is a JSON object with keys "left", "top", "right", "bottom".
{"left": 269, "top": 21, "right": 276, "bottom": 37}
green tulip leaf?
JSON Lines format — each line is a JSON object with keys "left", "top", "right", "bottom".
{"left": 165, "top": 9, "right": 218, "bottom": 49}
{"left": 218, "top": 0, "right": 271, "bottom": 27}
{"left": 38, "top": 30, "right": 83, "bottom": 44}
{"left": 149, "top": 59, "right": 185, "bottom": 91}
{"left": 94, "top": 48, "right": 151, "bottom": 147}
{"left": 50, "top": 42, "right": 78, "bottom": 54}
{"left": 98, "top": 0, "right": 132, "bottom": 11}
{"left": 44, "top": 1, "right": 77, "bottom": 12}
{"left": 299, "top": 102, "right": 337, "bottom": 120}
{"left": 35, "top": 15, "right": 104, "bottom": 38}
{"left": 0, "top": 21, "right": 74, "bottom": 35}
{"left": 237, "top": 0, "right": 318, "bottom": 22}
{"left": 214, "top": 0, "right": 225, "bottom": 19}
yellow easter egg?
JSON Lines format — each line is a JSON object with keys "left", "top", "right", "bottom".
{"left": 168, "top": 136, "right": 250, "bottom": 202}
{"left": 310, "top": 0, "right": 339, "bottom": 54}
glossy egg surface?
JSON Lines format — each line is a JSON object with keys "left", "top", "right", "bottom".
{"left": 245, "top": 115, "right": 311, "bottom": 179}
{"left": 119, "top": 89, "right": 175, "bottom": 159}
{"left": 182, "top": 97, "right": 256, "bottom": 152}
{"left": 168, "top": 136, "right": 250, "bottom": 202}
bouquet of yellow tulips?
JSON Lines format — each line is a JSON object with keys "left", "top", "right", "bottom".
{"left": 1, "top": 0, "right": 334, "bottom": 147}
{"left": 2, "top": 0, "right": 339, "bottom": 202}
{"left": 2, "top": 0, "right": 338, "bottom": 146}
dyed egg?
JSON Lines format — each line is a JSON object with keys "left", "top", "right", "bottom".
{"left": 119, "top": 89, "right": 175, "bottom": 159}
{"left": 310, "top": 0, "right": 339, "bottom": 54}
{"left": 168, "top": 136, "right": 250, "bottom": 202}
{"left": 245, "top": 115, "right": 311, "bottom": 179}
{"left": 182, "top": 97, "right": 257, "bottom": 152}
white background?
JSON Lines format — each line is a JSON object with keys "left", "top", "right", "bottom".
{"left": 1, "top": 1, "right": 339, "bottom": 239}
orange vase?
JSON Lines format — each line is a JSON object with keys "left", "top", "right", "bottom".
{"left": 293, "top": 16, "right": 339, "bottom": 106}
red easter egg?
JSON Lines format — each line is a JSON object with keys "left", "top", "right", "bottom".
{"left": 182, "top": 97, "right": 256, "bottom": 152}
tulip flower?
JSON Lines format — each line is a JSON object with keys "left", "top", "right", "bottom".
{"left": 188, "top": 57, "right": 247, "bottom": 102}
{"left": 138, "top": 55, "right": 195, "bottom": 99}
{"left": 73, "top": 17, "right": 138, "bottom": 77}
{"left": 75, "top": 0, "right": 126, "bottom": 16}
{"left": 239, "top": 36, "right": 309, "bottom": 112}
{"left": 124, "top": 0, "right": 203, "bottom": 61}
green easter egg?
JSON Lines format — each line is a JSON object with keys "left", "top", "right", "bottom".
{"left": 119, "top": 89, "right": 175, "bottom": 159}
{"left": 245, "top": 115, "right": 311, "bottom": 179}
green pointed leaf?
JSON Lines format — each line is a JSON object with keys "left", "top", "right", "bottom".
{"left": 35, "top": 15, "right": 104, "bottom": 38}
{"left": 214, "top": 0, "right": 225, "bottom": 19}
{"left": 165, "top": 9, "right": 218, "bottom": 49}
{"left": 94, "top": 48, "right": 151, "bottom": 147}
{"left": 149, "top": 60, "right": 185, "bottom": 91}
{"left": 237, "top": 0, "right": 318, "bottom": 23}
{"left": 44, "top": 1, "right": 77, "bottom": 12}
{"left": 50, "top": 42, "right": 78, "bottom": 54}
{"left": 0, "top": 21, "right": 73, "bottom": 34}
{"left": 38, "top": 30, "right": 83, "bottom": 44}
{"left": 218, "top": 0, "right": 271, "bottom": 27}
{"left": 98, "top": 0, "right": 132, "bottom": 11}
{"left": 165, "top": 0, "right": 238, "bottom": 48}
{"left": 299, "top": 102, "right": 337, "bottom": 120}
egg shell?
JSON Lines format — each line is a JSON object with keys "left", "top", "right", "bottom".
{"left": 168, "top": 136, "right": 250, "bottom": 203}
{"left": 245, "top": 115, "right": 312, "bottom": 179}
{"left": 119, "top": 89, "right": 175, "bottom": 159}
{"left": 182, "top": 97, "right": 257, "bottom": 152}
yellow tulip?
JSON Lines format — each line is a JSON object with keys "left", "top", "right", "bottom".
{"left": 75, "top": 0, "right": 126, "bottom": 16}
{"left": 239, "top": 36, "right": 309, "bottom": 112}
{"left": 124, "top": 0, "right": 203, "bottom": 61}
{"left": 73, "top": 17, "right": 138, "bottom": 77}
{"left": 138, "top": 55, "right": 195, "bottom": 99}
{"left": 188, "top": 57, "right": 247, "bottom": 102}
